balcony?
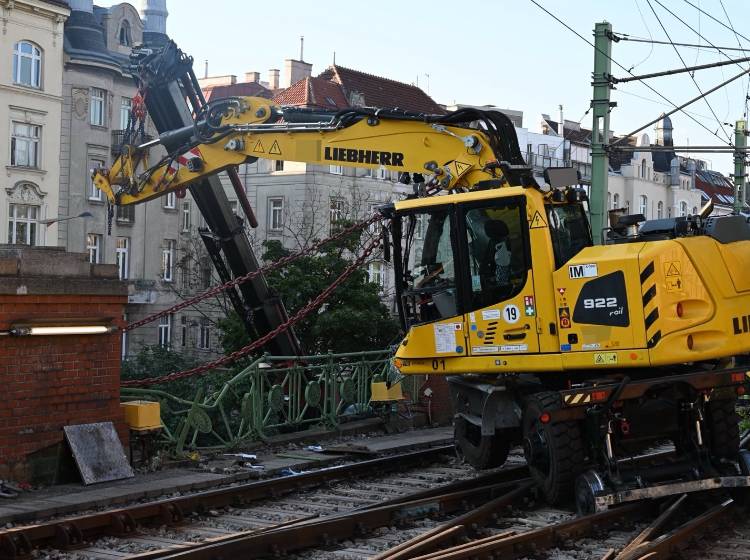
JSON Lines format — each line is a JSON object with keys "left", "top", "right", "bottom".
{"left": 525, "top": 152, "right": 592, "bottom": 184}
{"left": 111, "top": 130, "right": 153, "bottom": 157}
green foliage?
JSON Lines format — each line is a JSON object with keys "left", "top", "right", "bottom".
{"left": 219, "top": 234, "right": 400, "bottom": 356}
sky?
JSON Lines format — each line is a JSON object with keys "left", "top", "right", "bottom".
{"left": 100, "top": 0, "right": 750, "bottom": 173}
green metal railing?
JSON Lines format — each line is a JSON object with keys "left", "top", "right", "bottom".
{"left": 121, "top": 350, "right": 407, "bottom": 454}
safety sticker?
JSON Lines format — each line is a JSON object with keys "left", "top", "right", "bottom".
{"left": 663, "top": 261, "right": 683, "bottom": 293}
{"left": 472, "top": 346, "right": 499, "bottom": 354}
{"left": 569, "top": 263, "right": 598, "bottom": 279}
{"left": 434, "top": 323, "right": 459, "bottom": 353}
{"left": 482, "top": 309, "right": 502, "bottom": 320}
{"left": 557, "top": 287, "right": 566, "bottom": 296}
{"left": 454, "top": 161, "right": 471, "bottom": 176}
{"left": 529, "top": 211, "right": 548, "bottom": 229}
{"left": 594, "top": 352, "right": 618, "bottom": 365}
{"left": 664, "top": 261, "right": 681, "bottom": 276}
{"left": 559, "top": 307, "right": 571, "bottom": 329}
{"left": 469, "top": 312, "right": 476, "bottom": 323}
{"left": 582, "top": 343, "right": 601, "bottom": 350}
{"left": 269, "top": 140, "right": 282, "bottom": 155}
{"left": 524, "top": 295, "right": 536, "bottom": 316}
{"left": 665, "top": 276, "right": 683, "bottom": 292}
{"left": 253, "top": 139, "right": 265, "bottom": 153}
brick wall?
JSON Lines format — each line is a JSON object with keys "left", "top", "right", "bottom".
{"left": 0, "top": 246, "right": 128, "bottom": 483}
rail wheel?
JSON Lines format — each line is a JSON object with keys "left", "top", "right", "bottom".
{"left": 574, "top": 469, "right": 607, "bottom": 516}
{"left": 522, "top": 391, "right": 586, "bottom": 504}
{"left": 454, "top": 416, "right": 510, "bottom": 469}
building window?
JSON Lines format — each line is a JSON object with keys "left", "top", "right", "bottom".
{"left": 612, "top": 193, "right": 620, "bottom": 209}
{"left": 692, "top": 206, "right": 698, "bottom": 215}
{"left": 181, "top": 257, "right": 191, "bottom": 290}
{"left": 90, "top": 88, "right": 106, "bottom": 126}
{"left": 199, "top": 318, "right": 211, "bottom": 350}
{"left": 120, "top": 97, "right": 132, "bottom": 130}
{"left": 268, "top": 197, "right": 284, "bottom": 231}
{"left": 641, "top": 159, "right": 647, "bottom": 178}
{"left": 12, "top": 41, "right": 41, "bottom": 88}
{"left": 607, "top": 192, "right": 611, "bottom": 209}
{"left": 180, "top": 315, "right": 188, "bottom": 347}
{"left": 162, "top": 239, "right": 175, "bottom": 282}
{"left": 639, "top": 195, "right": 648, "bottom": 218}
{"left": 119, "top": 20, "right": 132, "bottom": 46}
{"left": 368, "top": 261, "right": 384, "bottom": 287}
{"left": 117, "top": 204, "right": 135, "bottom": 224}
{"left": 657, "top": 201, "right": 664, "bottom": 219}
{"left": 330, "top": 165, "right": 343, "bottom": 175}
{"left": 87, "top": 233, "right": 102, "bottom": 263}
{"left": 330, "top": 197, "right": 345, "bottom": 234}
{"left": 201, "top": 260, "right": 212, "bottom": 289}
{"left": 274, "top": 160, "right": 284, "bottom": 171}
{"left": 625, "top": 200, "right": 630, "bottom": 214}
{"left": 158, "top": 315, "right": 172, "bottom": 348}
{"left": 7, "top": 203, "right": 38, "bottom": 246}
{"left": 181, "top": 201, "right": 191, "bottom": 231}
{"left": 116, "top": 237, "right": 129, "bottom": 280}
{"left": 680, "top": 201, "right": 688, "bottom": 217}
{"left": 89, "top": 158, "right": 105, "bottom": 200}
{"left": 164, "top": 191, "right": 176, "bottom": 209}
{"left": 11, "top": 122, "right": 40, "bottom": 168}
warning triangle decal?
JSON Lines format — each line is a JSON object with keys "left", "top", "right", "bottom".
{"left": 454, "top": 161, "right": 471, "bottom": 176}
{"left": 253, "top": 139, "right": 265, "bottom": 153}
{"left": 269, "top": 140, "right": 282, "bottom": 155}
{"left": 666, "top": 263, "right": 680, "bottom": 276}
{"left": 529, "top": 211, "right": 548, "bottom": 229}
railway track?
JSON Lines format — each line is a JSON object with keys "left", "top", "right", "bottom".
{"left": 0, "top": 445, "right": 528, "bottom": 560}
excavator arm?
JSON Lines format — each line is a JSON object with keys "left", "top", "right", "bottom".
{"left": 93, "top": 96, "right": 534, "bottom": 206}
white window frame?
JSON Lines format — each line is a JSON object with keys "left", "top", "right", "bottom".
{"left": 679, "top": 201, "right": 688, "bottom": 217}
{"left": 119, "top": 20, "right": 132, "bottom": 46}
{"left": 162, "top": 239, "right": 175, "bottom": 282}
{"left": 612, "top": 193, "right": 620, "bottom": 209}
{"left": 181, "top": 201, "right": 191, "bottom": 232}
{"left": 90, "top": 88, "right": 106, "bottom": 127}
{"left": 639, "top": 195, "right": 648, "bottom": 218}
{"left": 330, "top": 164, "right": 343, "bottom": 175}
{"left": 657, "top": 201, "right": 664, "bottom": 219}
{"left": 116, "top": 237, "right": 129, "bottom": 280}
{"left": 180, "top": 315, "right": 188, "bottom": 347}
{"left": 7, "top": 203, "right": 39, "bottom": 246}
{"left": 89, "top": 158, "right": 105, "bottom": 201}
{"left": 158, "top": 315, "right": 172, "bottom": 348}
{"left": 120, "top": 97, "right": 132, "bottom": 130}
{"left": 199, "top": 318, "right": 211, "bottom": 350}
{"left": 368, "top": 260, "right": 385, "bottom": 287}
{"left": 330, "top": 197, "right": 345, "bottom": 234}
{"left": 11, "top": 122, "right": 41, "bottom": 168}
{"left": 87, "top": 233, "right": 102, "bottom": 264}
{"left": 274, "top": 160, "right": 284, "bottom": 171}
{"left": 13, "top": 41, "right": 41, "bottom": 89}
{"left": 164, "top": 191, "right": 176, "bottom": 210}
{"left": 116, "top": 204, "right": 135, "bottom": 224}
{"left": 268, "top": 197, "right": 284, "bottom": 231}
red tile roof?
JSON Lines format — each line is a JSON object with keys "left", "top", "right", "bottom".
{"left": 317, "top": 65, "right": 445, "bottom": 114}
{"left": 273, "top": 77, "right": 349, "bottom": 110}
{"left": 203, "top": 81, "right": 273, "bottom": 102}
{"left": 695, "top": 169, "right": 736, "bottom": 208}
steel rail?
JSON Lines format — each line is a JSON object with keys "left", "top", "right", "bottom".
{"left": 0, "top": 445, "right": 459, "bottom": 558}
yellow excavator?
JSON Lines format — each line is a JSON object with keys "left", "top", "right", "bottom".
{"left": 96, "top": 84, "right": 750, "bottom": 513}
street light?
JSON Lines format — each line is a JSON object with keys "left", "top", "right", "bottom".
{"left": 40, "top": 211, "right": 93, "bottom": 227}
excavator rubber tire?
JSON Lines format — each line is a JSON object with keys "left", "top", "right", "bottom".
{"left": 454, "top": 416, "right": 510, "bottom": 469}
{"left": 705, "top": 397, "right": 740, "bottom": 462}
{"left": 522, "top": 391, "right": 586, "bottom": 505}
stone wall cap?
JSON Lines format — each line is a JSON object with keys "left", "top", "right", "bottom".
{"left": 0, "top": 245, "right": 121, "bottom": 281}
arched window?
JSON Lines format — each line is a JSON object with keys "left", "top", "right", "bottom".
{"left": 613, "top": 193, "right": 620, "bottom": 209}
{"left": 692, "top": 206, "right": 698, "bottom": 215}
{"left": 680, "top": 201, "right": 688, "bottom": 217}
{"left": 639, "top": 195, "right": 648, "bottom": 218}
{"left": 119, "top": 20, "right": 132, "bottom": 46}
{"left": 657, "top": 201, "right": 664, "bottom": 219}
{"left": 641, "top": 159, "right": 647, "bottom": 178}
{"left": 13, "top": 41, "right": 42, "bottom": 88}
{"left": 625, "top": 200, "right": 631, "bottom": 214}
{"left": 607, "top": 192, "right": 611, "bottom": 209}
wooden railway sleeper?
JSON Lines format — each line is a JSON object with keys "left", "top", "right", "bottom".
{"left": 0, "top": 532, "right": 32, "bottom": 560}
{"left": 54, "top": 522, "right": 83, "bottom": 550}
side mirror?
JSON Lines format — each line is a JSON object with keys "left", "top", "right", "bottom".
{"left": 382, "top": 223, "right": 391, "bottom": 263}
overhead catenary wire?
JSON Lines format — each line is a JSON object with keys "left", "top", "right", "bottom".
{"left": 527, "top": 0, "right": 733, "bottom": 147}
{"left": 617, "top": 36, "right": 750, "bottom": 53}
{"left": 645, "top": 0, "right": 730, "bottom": 142}
{"left": 628, "top": 0, "right": 654, "bottom": 72}
{"left": 717, "top": 0, "right": 750, "bottom": 119}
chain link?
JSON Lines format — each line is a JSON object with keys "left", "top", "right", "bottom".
{"left": 125, "top": 214, "right": 381, "bottom": 332}
{"left": 122, "top": 235, "right": 382, "bottom": 387}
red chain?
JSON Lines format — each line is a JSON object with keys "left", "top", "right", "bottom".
{"left": 125, "top": 215, "right": 381, "bottom": 332}
{"left": 121, "top": 236, "right": 382, "bottom": 387}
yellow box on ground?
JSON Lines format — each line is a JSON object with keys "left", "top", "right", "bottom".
{"left": 370, "top": 382, "right": 404, "bottom": 402}
{"left": 121, "top": 400, "right": 162, "bottom": 430}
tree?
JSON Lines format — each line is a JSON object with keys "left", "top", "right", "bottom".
{"left": 218, "top": 231, "right": 401, "bottom": 356}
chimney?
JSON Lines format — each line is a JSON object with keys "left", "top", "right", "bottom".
{"left": 69, "top": 0, "right": 93, "bottom": 12}
{"left": 138, "top": 0, "right": 168, "bottom": 42}
{"left": 281, "top": 59, "right": 312, "bottom": 89}
{"left": 244, "top": 71, "right": 261, "bottom": 83}
{"left": 268, "top": 69, "right": 280, "bottom": 90}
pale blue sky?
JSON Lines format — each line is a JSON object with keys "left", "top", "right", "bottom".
{"left": 101, "top": 0, "right": 750, "bottom": 172}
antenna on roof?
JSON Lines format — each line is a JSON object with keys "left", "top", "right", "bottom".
{"left": 300, "top": 35, "right": 304, "bottom": 61}
{"left": 204, "top": 59, "right": 208, "bottom": 79}
{"left": 333, "top": 51, "right": 336, "bottom": 65}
